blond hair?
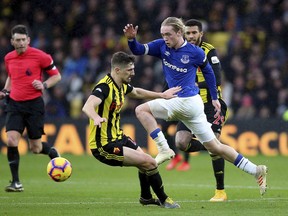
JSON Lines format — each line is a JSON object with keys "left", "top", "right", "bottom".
{"left": 161, "top": 17, "right": 185, "bottom": 35}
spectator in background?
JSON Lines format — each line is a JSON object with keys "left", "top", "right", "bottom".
{"left": 0, "top": 0, "right": 288, "bottom": 119}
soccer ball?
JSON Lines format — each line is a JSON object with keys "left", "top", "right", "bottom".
{"left": 47, "top": 157, "right": 72, "bottom": 182}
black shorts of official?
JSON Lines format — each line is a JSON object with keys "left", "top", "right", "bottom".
{"left": 5, "top": 96, "right": 45, "bottom": 139}
{"left": 91, "top": 135, "right": 139, "bottom": 167}
{"left": 177, "top": 98, "right": 228, "bottom": 135}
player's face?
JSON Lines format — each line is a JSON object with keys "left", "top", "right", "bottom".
{"left": 185, "top": 26, "right": 203, "bottom": 46}
{"left": 11, "top": 33, "right": 30, "bottom": 54}
{"left": 121, "top": 63, "right": 135, "bottom": 84}
{"left": 161, "top": 25, "right": 183, "bottom": 49}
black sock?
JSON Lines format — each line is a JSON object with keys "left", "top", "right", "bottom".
{"left": 146, "top": 167, "right": 167, "bottom": 203}
{"left": 40, "top": 142, "right": 50, "bottom": 155}
{"left": 185, "top": 138, "right": 207, "bottom": 152}
{"left": 184, "top": 152, "right": 190, "bottom": 162}
{"left": 210, "top": 154, "right": 225, "bottom": 190}
{"left": 138, "top": 170, "right": 152, "bottom": 199}
{"left": 7, "top": 147, "right": 20, "bottom": 182}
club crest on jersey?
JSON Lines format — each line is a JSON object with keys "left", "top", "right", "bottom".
{"left": 113, "top": 147, "right": 120, "bottom": 154}
{"left": 181, "top": 55, "right": 189, "bottom": 64}
{"left": 26, "top": 68, "right": 32, "bottom": 76}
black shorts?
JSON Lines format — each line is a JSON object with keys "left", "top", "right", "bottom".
{"left": 5, "top": 97, "right": 45, "bottom": 139}
{"left": 177, "top": 98, "right": 228, "bottom": 135}
{"left": 91, "top": 135, "right": 139, "bottom": 167}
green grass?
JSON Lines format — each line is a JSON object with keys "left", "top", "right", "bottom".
{"left": 0, "top": 153, "right": 287, "bottom": 216}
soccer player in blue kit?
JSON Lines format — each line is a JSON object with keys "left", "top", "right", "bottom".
{"left": 123, "top": 17, "right": 268, "bottom": 196}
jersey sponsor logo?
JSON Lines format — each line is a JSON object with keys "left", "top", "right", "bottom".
{"left": 109, "top": 101, "right": 123, "bottom": 112}
{"left": 163, "top": 59, "right": 187, "bottom": 73}
{"left": 211, "top": 56, "right": 220, "bottom": 64}
{"left": 181, "top": 55, "right": 190, "bottom": 64}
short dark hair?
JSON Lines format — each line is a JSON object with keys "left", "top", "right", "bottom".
{"left": 185, "top": 19, "right": 203, "bottom": 32}
{"left": 111, "top": 51, "right": 135, "bottom": 67}
{"left": 11, "top": 25, "right": 29, "bottom": 37}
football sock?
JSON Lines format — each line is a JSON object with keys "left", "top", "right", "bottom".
{"left": 184, "top": 137, "right": 207, "bottom": 152}
{"left": 234, "top": 154, "right": 257, "bottom": 175}
{"left": 138, "top": 170, "right": 152, "bottom": 199}
{"left": 150, "top": 128, "right": 170, "bottom": 151}
{"left": 163, "top": 127, "right": 179, "bottom": 154}
{"left": 40, "top": 142, "right": 51, "bottom": 155}
{"left": 183, "top": 152, "right": 190, "bottom": 162}
{"left": 7, "top": 147, "right": 20, "bottom": 182}
{"left": 146, "top": 167, "right": 168, "bottom": 203}
{"left": 210, "top": 154, "right": 225, "bottom": 190}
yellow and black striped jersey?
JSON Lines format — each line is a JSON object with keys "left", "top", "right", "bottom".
{"left": 196, "top": 41, "right": 222, "bottom": 103}
{"left": 88, "top": 73, "right": 133, "bottom": 149}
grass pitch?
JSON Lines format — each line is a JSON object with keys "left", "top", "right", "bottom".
{"left": 0, "top": 153, "right": 287, "bottom": 216}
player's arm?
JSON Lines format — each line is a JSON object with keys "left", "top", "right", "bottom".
{"left": 199, "top": 56, "right": 221, "bottom": 117}
{"left": 127, "top": 86, "right": 181, "bottom": 100}
{"left": 82, "top": 83, "right": 109, "bottom": 128}
{"left": 32, "top": 57, "right": 62, "bottom": 90}
{"left": 82, "top": 95, "right": 107, "bottom": 128}
{"left": 123, "top": 24, "right": 145, "bottom": 55}
{"left": 199, "top": 59, "right": 217, "bottom": 100}
{"left": 41, "top": 60, "right": 62, "bottom": 90}
{"left": 42, "top": 73, "right": 61, "bottom": 89}
{"left": 198, "top": 49, "right": 222, "bottom": 88}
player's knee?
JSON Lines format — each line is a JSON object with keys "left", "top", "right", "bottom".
{"left": 176, "top": 139, "right": 186, "bottom": 151}
{"left": 175, "top": 135, "right": 189, "bottom": 151}
{"left": 203, "top": 139, "right": 220, "bottom": 155}
{"left": 141, "top": 154, "right": 157, "bottom": 170}
{"left": 29, "top": 143, "right": 42, "bottom": 154}
{"left": 135, "top": 103, "right": 149, "bottom": 120}
{"left": 7, "top": 136, "right": 19, "bottom": 147}
{"left": 135, "top": 105, "right": 143, "bottom": 118}
{"left": 175, "top": 131, "right": 191, "bottom": 150}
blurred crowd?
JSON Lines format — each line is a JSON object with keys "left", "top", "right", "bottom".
{"left": 0, "top": 0, "right": 287, "bottom": 120}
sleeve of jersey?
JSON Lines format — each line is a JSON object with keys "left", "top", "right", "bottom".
{"left": 125, "top": 84, "right": 134, "bottom": 95}
{"left": 91, "top": 83, "right": 109, "bottom": 101}
{"left": 128, "top": 38, "right": 163, "bottom": 56}
{"left": 207, "top": 49, "right": 222, "bottom": 86}
{"left": 200, "top": 59, "right": 218, "bottom": 100}
{"left": 198, "top": 49, "right": 222, "bottom": 88}
{"left": 41, "top": 53, "right": 59, "bottom": 76}
{"left": 128, "top": 38, "right": 147, "bottom": 55}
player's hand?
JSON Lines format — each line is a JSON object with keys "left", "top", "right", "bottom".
{"left": 162, "top": 86, "right": 182, "bottom": 99}
{"left": 32, "top": 80, "right": 45, "bottom": 90}
{"left": 212, "top": 99, "right": 221, "bottom": 118}
{"left": 123, "top": 24, "right": 138, "bottom": 40}
{"left": 93, "top": 116, "right": 107, "bottom": 128}
{"left": 0, "top": 91, "right": 5, "bottom": 100}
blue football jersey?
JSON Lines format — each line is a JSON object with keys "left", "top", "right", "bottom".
{"left": 128, "top": 38, "right": 217, "bottom": 99}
